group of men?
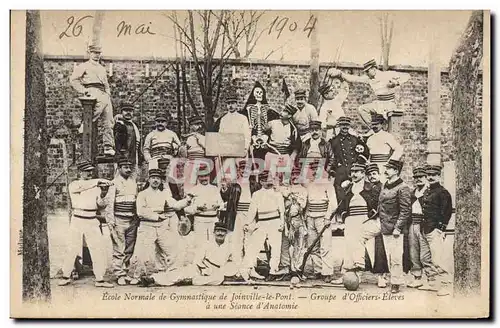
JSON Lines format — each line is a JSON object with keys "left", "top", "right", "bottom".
{"left": 58, "top": 44, "right": 453, "bottom": 296}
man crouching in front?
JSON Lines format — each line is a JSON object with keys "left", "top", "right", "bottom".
{"left": 141, "top": 222, "right": 232, "bottom": 286}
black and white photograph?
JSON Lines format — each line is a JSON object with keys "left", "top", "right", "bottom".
{"left": 10, "top": 9, "right": 490, "bottom": 318}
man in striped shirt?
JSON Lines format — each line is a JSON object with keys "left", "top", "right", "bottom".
{"left": 105, "top": 157, "right": 139, "bottom": 286}
{"left": 366, "top": 114, "right": 403, "bottom": 183}
{"left": 143, "top": 114, "right": 181, "bottom": 167}
{"left": 292, "top": 89, "right": 319, "bottom": 141}
{"left": 305, "top": 169, "right": 337, "bottom": 282}
{"left": 133, "top": 168, "right": 193, "bottom": 284}
{"left": 328, "top": 59, "right": 410, "bottom": 130}
{"left": 241, "top": 170, "right": 285, "bottom": 280}
{"left": 58, "top": 161, "right": 114, "bottom": 288}
{"left": 180, "top": 115, "right": 207, "bottom": 193}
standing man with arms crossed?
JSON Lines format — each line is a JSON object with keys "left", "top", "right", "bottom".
{"left": 70, "top": 44, "right": 115, "bottom": 156}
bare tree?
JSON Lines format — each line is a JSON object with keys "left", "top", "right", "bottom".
{"left": 379, "top": 12, "right": 394, "bottom": 71}
{"left": 449, "top": 10, "right": 483, "bottom": 298}
{"left": 23, "top": 9, "right": 51, "bottom": 302}
{"left": 223, "top": 10, "right": 266, "bottom": 59}
{"left": 166, "top": 10, "right": 258, "bottom": 129}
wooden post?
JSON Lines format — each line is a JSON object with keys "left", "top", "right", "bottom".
{"left": 308, "top": 11, "right": 320, "bottom": 109}
{"left": 23, "top": 9, "right": 51, "bottom": 302}
{"left": 79, "top": 96, "right": 97, "bottom": 163}
{"left": 450, "top": 10, "right": 484, "bottom": 298}
{"left": 427, "top": 31, "right": 441, "bottom": 165}
{"left": 387, "top": 110, "right": 403, "bottom": 134}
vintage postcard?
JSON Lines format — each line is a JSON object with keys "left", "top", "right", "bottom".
{"left": 10, "top": 10, "right": 490, "bottom": 318}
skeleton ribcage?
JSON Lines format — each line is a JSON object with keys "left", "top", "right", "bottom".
{"left": 248, "top": 104, "right": 269, "bottom": 136}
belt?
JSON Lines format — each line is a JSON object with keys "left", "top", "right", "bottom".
{"left": 202, "top": 258, "right": 220, "bottom": 269}
{"left": 269, "top": 143, "right": 291, "bottom": 155}
{"left": 376, "top": 93, "right": 395, "bottom": 101}
{"left": 258, "top": 215, "right": 280, "bottom": 222}
{"left": 412, "top": 213, "right": 424, "bottom": 224}
{"left": 73, "top": 208, "right": 97, "bottom": 218}
{"left": 151, "top": 147, "right": 175, "bottom": 158}
{"left": 84, "top": 83, "right": 106, "bottom": 92}
{"left": 196, "top": 213, "right": 218, "bottom": 218}
{"left": 73, "top": 214, "right": 97, "bottom": 220}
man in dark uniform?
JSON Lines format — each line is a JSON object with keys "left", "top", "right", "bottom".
{"left": 419, "top": 164, "right": 453, "bottom": 296}
{"left": 326, "top": 116, "right": 370, "bottom": 202}
{"left": 114, "top": 103, "right": 144, "bottom": 179}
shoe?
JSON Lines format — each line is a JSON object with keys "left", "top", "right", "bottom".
{"left": 249, "top": 268, "right": 265, "bottom": 280}
{"left": 418, "top": 282, "right": 438, "bottom": 292}
{"left": 408, "top": 278, "right": 423, "bottom": 288}
{"left": 95, "top": 281, "right": 114, "bottom": 288}
{"left": 377, "top": 276, "right": 387, "bottom": 288}
{"left": 330, "top": 277, "right": 343, "bottom": 285}
{"left": 117, "top": 276, "right": 128, "bottom": 286}
{"left": 129, "top": 278, "right": 140, "bottom": 285}
{"left": 57, "top": 277, "right": 71, "bottom": 286}
{"left": 322, "top": 275, "right": 333, "bottom": 283}
{"left": 140, "top": 276, "right": 155, "bottom": 287}
{"left": 391, "top": 284, "right": 400, "bottom": 294}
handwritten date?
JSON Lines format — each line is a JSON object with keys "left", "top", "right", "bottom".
{"left": 58, "top": 16, "right": 156, "bottom": 39}
{"left": 268, "top": 14, "right": 317, "bottom": 39}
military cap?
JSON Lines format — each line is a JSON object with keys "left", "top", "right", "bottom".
{"left": 351, "top": 156, "right": 367, "bottom": 172}
{"left": 155, "top": 113, "right": 168, "bottom": 121}
{"left": 226, "top": 90, "right": 238, "bottom": 104}
{"left": 214, "top": 221, "right": 228, "bottom": 232}
{"left": 120, "top": 103, "right": 135, "bottom": 112}
{"left": 77, "top": 160, "right": 94, "bottom": 172}
{"left": 363, "top": 59, "right": 377, "bottom": 72}
{"left": 117, "top": 157, "right": 133, "bottom": 167}
{"left": 384, "top": 159, "right": 404, "bottom": 172}
{"left": 294, "top": 89, "right": 307, "bottom": 98}
{"left": 336, "top": 116, "right": 352, "bottom": 126}
{"left": 371, "top": 113, "right": 386, "bottom": 124}
{"left": 309, "top": 120, "right": 322, "bottom": 130}
{"left": 425, "top": 165, "right": 442, "bottom": 175}
{"left": 413, "top": 167, "right": 427, "bottom": 178}
{"left": 148, "top": 168, "right": 163, "bottom": 178}
{"left": 365, "top": 163, "right": 380, "bottom": 174}
{"left": 188, "top": 115, "right": 204, "bottom": 126}
{"left": 88, "top": 44, "right": 102, "bottom": 53}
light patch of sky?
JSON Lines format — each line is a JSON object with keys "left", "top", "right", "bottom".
{"left": 41, "top": 10, "right": 472, "bottom": 67}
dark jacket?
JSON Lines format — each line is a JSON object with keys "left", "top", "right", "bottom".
{"left": 378, "top": 178, "right": 412, "bottom": 235}
{"left": 114, "top": 119, "right": 144, "bottom": 166}
{"left": 299, "top": 137, "right": 329, "bottom": 159}
{"left": 422, "top": 183, "right": 453, "bottom": 234}
{"left": 364, "top": 181, "right": 382, "bottom": 215}
{"left": 220, "top": 183, "right": 242, "bottom": 232}
{"left": 326, "top": 133, "right": 370, "bottom": 185}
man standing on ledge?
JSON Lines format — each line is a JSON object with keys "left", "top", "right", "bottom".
{"left": 292, "top": 89, "right": 319, "bottom": 141}
{"left": 327, "top": 59, "right": 410, "bottom": 131}
{"left": 70, "top": 44, "right": 115, "bottom": 156}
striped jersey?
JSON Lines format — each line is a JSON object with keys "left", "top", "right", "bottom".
{"left": 110, "top": 174, "right": 137, "bottom": 218}
{"left": 69, "top": 179, "right": 107, "bottom": 219}
{"left": 306, "top": 182, "right": 337, "bottom": 218}
{"left": 143, "top": 129, "right": 181, "bottom": 161}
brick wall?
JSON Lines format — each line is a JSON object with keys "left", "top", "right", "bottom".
{"left": 43, "top": 56, "right": 483, "bottom": 209}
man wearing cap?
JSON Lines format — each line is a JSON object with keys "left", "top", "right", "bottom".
{"left": 70, "top": 44, "right": 115, "bottom": 156}
{"left": 407, "top": 166, "right": 431, "bottom": 289}
{"left": 318, "top": 78, "right": 350, "bottom": 141}
{"left": 114, "top": 103, "right": 144, "bottom": 176}
{"left": 143, "top": 113, "right": 181, "bottom": 167}
{"left": 241, "top": 170, "right": 285, "bottom": 280}
{"left": 265, "top": 104, "right": 302, "bottom": 180}
{"left": 364, "top": 163, "right": 389, "bottom": 288}
{"left": 304, "top": 165, "right": 338, "bottom": 282}
{"left": 105, "top": 157, "right": 139, "bottom": 286}
{"left": 58, "top": 161, "right": 114, "bottom": 288}
{"left": 184, "top": 163, "right": 224, "bottom": 248}
{"left": 132, "top": 168, "right": 194, "bottom": 284}
{"left": 292, "top": 89, "right": 319, "bottom": 141}
{"left": 216, "top": 91, "right": 251, "bottom": 153}
{"left": 179, "top": 115, "right": 208, "bottom": 193}
{"left": 326, "top": 116, "right": 370, "bottom": 203}
{"left": 299, "top": 120, "right": 329, "bottom": 179}
{"left": 149, "top": 222, "right": 232, "bottom": 286}
{"left": 366, "top": 114, "right": 403, "bottom": 182}
{"left": 327, "top": 59, "right": 410, "bottom": 129}
{"left": 419, "top": 164, "right": 453, "bottom": 296}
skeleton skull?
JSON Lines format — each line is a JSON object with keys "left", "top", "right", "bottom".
{"left": 253, "top": 87, "right": 263, "bottom": 102}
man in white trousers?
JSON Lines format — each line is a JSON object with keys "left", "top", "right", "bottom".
{"left": 58, "top": 161, "right": 114, "bottom": 288}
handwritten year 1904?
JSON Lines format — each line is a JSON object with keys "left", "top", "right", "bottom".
{"left": 268, "top": 14, "right": 317, "bottom": 39}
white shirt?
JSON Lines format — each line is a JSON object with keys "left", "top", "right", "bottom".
{"left": 306, "top": 182, "right": 337, "bottom": 218}
{"left": 412, "top": 185, "right": 428, "bottom": 215}
{"left": 68, "top": 179, "right": 106, "bottom": 218}
{"left": 185, "top": 184, "right": 224, "bottom": 220}
{"left": 194, "top": 238, "right": 232, "bottom": 272}
{"left": 137, "top": 187, "right": 189, "bottom": 227}
{"left": 318, "top": 82, "right": 349, "bottom": 128}
{"left": 366, "top": 130, "right": 403, "bottom": 162}
{"left": 308, "top": 138, "right": 323, "bottom": 157}
{"left": 247, "top": 188, "right": 285, "bottom": 222}
{"left": 70, "top": 60, "right": 110, "bottom": 94}
{"left": 269, "top": 120, "right": 292, "bottom": 145}
{"left": 292, "top": 103, "right": 319, "bottom": 135}
{"left": 343, "top": 70, "right": 410, "bottom": 98}
{"left": 219, "top": 112, "right": 251, "bottom": 150}
{"left": 107, "top": 175, "right": 138, "bottom": 218}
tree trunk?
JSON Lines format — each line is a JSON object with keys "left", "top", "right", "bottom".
{"left": 23, "top": 10, "right": 51, "bottom": 302}
{"left": 450, "top": 10, "right": 483, "bottom": 297}
{"left": 91, "top": 11, "right": 104, "bottom": 46}
{"left": 308, "top": 11, "right": 320, "bottom": 108}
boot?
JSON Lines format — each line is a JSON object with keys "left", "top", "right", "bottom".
{"left": 418, "top": 280, "right": 438, "bottom": 292}
{"left": 57, "top": 277, "right": 71, "bottom": 286}
{"left": 390, "top": 284, "right": 400, "bottom": 294}
{"left": 117, "top": 276, "right": 128, "bottom": 286}
{"left": 95, "top": 280, "right": 114, "bottom": 288}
